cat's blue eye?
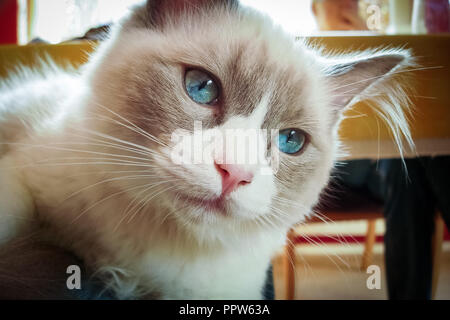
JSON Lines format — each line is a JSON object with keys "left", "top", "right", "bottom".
{"left": 185, "top": 69, "right": 219, "bottom": 105}
{"left": 277, "top": 129, "right": 306, "bottom": 155}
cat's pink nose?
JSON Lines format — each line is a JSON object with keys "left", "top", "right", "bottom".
{"left": 215, "top": 162, "right": 254, "bottom": 197}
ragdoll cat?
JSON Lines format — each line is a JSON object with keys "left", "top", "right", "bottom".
{"left": 0, "top": 0, "right": 413, "bottom": 299}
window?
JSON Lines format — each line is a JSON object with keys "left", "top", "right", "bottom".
{"left": 20, "top": 0, "right": 317, "bottom": 44}
{"left": 17, "top": 0, "right": 449, "bottom": 44}
{"left": 21, "top": 0, "right": 143, "bottom": 43}
{"left": 240, "top": 0, "right": 317, "bottom": 35}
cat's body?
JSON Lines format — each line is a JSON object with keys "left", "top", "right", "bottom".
{"left": 0, "top": 72, "right": 282, "bottom": 299}
{"left": 0, "top": 0, "right": 413, "bottom": 299}
{"left": 0, "top": 71, "right": 281, "bottom": 299}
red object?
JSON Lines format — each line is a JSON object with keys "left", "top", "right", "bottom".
{"left": 293, "top": 225, "right": 449, "bottom": 245}
{"left": 426, "top": 0, "right": 450, "bottom": 33}
{"left": 292, "top": 234, "right": 384, "bottom": 245}
{"left": 0, "top": 0, "right": 18, "bottom": 44}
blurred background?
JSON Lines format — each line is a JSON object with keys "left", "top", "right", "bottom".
{"left": 0, "top": 0, "right": 449, "bottom": 44}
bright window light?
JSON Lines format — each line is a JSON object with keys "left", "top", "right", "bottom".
{"left": 29, "top": 0, "right": 317, "bottom": 44}
{"left": 240, "top": 0, "right": 317, "bottom": 35}
{"left": 32, "top": 0, "right": 142, "bottom": 43}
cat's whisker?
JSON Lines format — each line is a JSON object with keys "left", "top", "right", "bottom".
{"left": 0, "top": 161, "right": 169, "bottom": 172}
{"left": 60, "top": 125, "right": 161, "bottom": 156}
{"left": 265, "top": 213, "right": 289, "bottom": 229}
{"left": 38, "top": 155, "right": 157, "bottom": 168}
{"left": 252, "top": 216, "right": 269, "bottom": 230}
{"left": 126, "top": 184, "right": 179, "bottom": 225}
{"left": 284, "top": 236, "right": 302, "bottom": 289}
{"left": 0, "top": 142, "right": 159, "bottom": 166}
{"left": 113, "top": 181, "right": 177, "bottom": 232}
{"left": 272, "top": 195, "right": 311, "bottom": 212}
{"left": 91, "top": 102, "right": 169, "bottom": 148}
{"left": 269, "top": 197, "right": 360, "bottom": 265}
{"left": 125, "top": 181, "right": 179, "bottom": 221}
{"left": 72, "top": 130, "right": 168, "bottom": 160}
{"left": 300, "top": 234, "right": 352, "bottom": 279}
{"left": 309, "top": 210, "right": 362, "bottom": 256}
{"left": 45, "top": 140, "right": 157, "bottom": 159}
{"left": 152, "top": 199, "right": 192, "bottom": 230}
{"left": 256, "top": 213, "right": 280, "bottom": 230}
{"left": 60, "top": 174, "right": 174, "bottom": 206}
{"left": 269, "top": 211, "right": 295, "bottom": 226}
{"left": 83, "top": 113, "right": 170, "bottom": 151}
{"left": 302, "top": 233, "right": 351, "bottom": 269}
{"left": 330, "top": 65, "right": 440, "bottom": 92}
{"left": 65, "top": 169, "right": 154, "bottom": 178}
{"left": 121, "top": 185, "right": 159, "bottom": 220}
{"left": 158, "top": 203, "right": 184, "bottom": 227}
{"left": 34, "top": 156, "right": 160, "bottom": 167}
{"left": 64, "top": 125, "right": 161, "bottom": 157}
{"left": 69, "top": 179, "right": 180, "bottom": 226}
{"left": 69, "top": 182, "right": 160, "bottom": 224}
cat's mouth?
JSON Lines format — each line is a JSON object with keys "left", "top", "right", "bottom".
{"left": 177, "top": 194, "right": 227, "bottom": 214}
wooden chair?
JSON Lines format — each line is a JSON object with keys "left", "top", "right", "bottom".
{"left": 281, "top": 189, "right": 384, "bottom": 300}
{"left": 279, "top": 196, "right": 446, "bottom": 300}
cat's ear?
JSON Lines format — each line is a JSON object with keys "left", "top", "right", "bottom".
{"left": 323, "top": 50, "right": 413, "bottom": 109}
{"left": 146, "top": 0, "right": 237, "bottom": 28}
{"left": 322, "top": 49, "right": 416, "bottom": 153}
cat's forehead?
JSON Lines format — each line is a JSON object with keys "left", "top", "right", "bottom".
{"left": 120, "top": 6, "right": 328, "bottom": 135}
{"left": 160, "top": 14, "right": 324, "bottom": 128}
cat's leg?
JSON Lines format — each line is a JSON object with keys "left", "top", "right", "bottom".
{"left": 0, "top": 158, "right": 35, "bottom": 244}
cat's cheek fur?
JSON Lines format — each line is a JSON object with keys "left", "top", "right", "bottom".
{"left": 0, "top": 157, "right": 35, "bottom": 244}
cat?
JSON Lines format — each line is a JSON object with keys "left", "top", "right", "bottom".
{"left": 0, "top": 0, "right": 414, "bottom": 299}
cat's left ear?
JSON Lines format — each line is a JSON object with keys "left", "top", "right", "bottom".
{"left": 323, "top": 50, "right": 414, "bottom": 110}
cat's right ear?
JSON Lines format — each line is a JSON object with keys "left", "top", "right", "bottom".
{"left": 145, "top": 0, "right": 237, "bottom": 29}
{"left": 323, "top": 51, "right": 413, "bottom": 110}
{"left": 321, "top": 49, "right": 416, "bottom": 153}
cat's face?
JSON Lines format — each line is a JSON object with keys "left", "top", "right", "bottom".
{"left": 87, "top": 0, "right": 411, "bottom": 240}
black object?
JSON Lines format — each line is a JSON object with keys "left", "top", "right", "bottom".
{"left": 335, "top": 157, "right": 450, "bottom": 300}
{"left": 383, "top": 157, "right": 450, "bottom": 299}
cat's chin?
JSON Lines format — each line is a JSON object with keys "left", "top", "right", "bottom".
{"left": 171, "top": 191, "right": 270, "bottom": 225}
{"left": 177, "top": 193, "right": 228, "bottom": 215}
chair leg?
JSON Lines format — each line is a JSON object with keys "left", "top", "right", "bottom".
{"left": 284, "top": 228, "right": 296, "bottom": 300}
{"left": 431, "top": 213, "right": 444, "bottom": 299}
{"left": 361, "top": 219, "right": 377, "bottom": 271}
